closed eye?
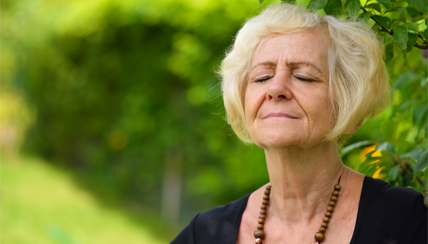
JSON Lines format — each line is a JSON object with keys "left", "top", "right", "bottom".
{"left": 295, "top": 76, "right": 314, "bottom": 82}
{"left": 255, "top": 76, "right": 271, "bottom": 82}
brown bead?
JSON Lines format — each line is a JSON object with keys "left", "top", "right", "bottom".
{"left": 319, "top": 226, "right": 326, "bottom": 233}
{"left": 254, "top": 229, "right": 265, "bottom": 239}
{"left": 321, "top": 222, "right": 328, "bottom": 228}
{"left": 322, "top": 216, "right": 330, "bottom": 223}
{"left": 258, "top": 218, "right": 264, "bottom": 224}
{"left": 260, "top": 210, "right": 266, "bottom": 215}
{"left": 329, "top": 201, "right": 336, "bottom": 207}
{"left": 327, "top": 206, "right": 334, "bottom": 212}
{"left": 257, "top": 224, "right": 264, "bottom": 230}
{"left": 332, "top": 190, "right": 340, "bottom": 196}
{"left": 261, "top": 204, "right": 267, "bottom": 210}
{"left": 325, "top": 211, "right": 332, "bottom": 218}
{"left": 255, "top": 238, "right": 263, "bottom": 244}
{"left": 259, "top": 214, "right": 266, "bottom": 219}
{"left": 266, "top": 185, "right": 271, "bottom": 190}
{"left": 263, "top": 195, "right": 269, "bottom": 200}
{"left": 314, "top": 232, "right": 325, "bottom": 241}
{"left": 262, "top": 200, "right": 269, "bottom": 205}
{"left": 331, "top": 195, "right": 338, "bottom": 202}
{"left": 334, "top": 184, "right": 341, "bottom": 191}
{"left": 264, "top": 189, "right": 271, "bottom": 195}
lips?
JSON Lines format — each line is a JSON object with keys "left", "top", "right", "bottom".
{"left": 263, "top": 112, "right": 299, "bottom": 119}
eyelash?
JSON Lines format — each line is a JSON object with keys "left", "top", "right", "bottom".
{"left": 255, "top": 76, "right": 314, "bottom": 83}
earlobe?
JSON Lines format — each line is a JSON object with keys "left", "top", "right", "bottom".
{"left": 348, "top": 120, "right": 363, "bottom": 134}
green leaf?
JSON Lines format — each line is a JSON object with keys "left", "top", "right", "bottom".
{"left": 366, "top": 3, "right": 382, "bottom": 13}
{"left": 372, "top": 15, "right": 392, "bottom": 29}
{"left": 388, "top": 165, "right": 400, "bottom": 181}
{"left": 392, "top": 7, "right": 407, "bottom": 14}
{"left": 339, "top": 140, "right": 377, "bottom": 157}
{"left": 385, "top": 42, "right": 394, "bottom": 62}
{"left": 414, "top": 149, "right": 428, "bottom": 174}
{"left": 378, "top": 32, "right": 387, "bottom": 43}
{"left": 308, "top": 0, "right": 329, "bottom": 11}
{"left": 400, "top": 148, "right": 422, "bottom": 160}
{"left": 377, "top": 0, "right": 391, "bottom": 10}
{"left": 357, "top": 11, "right": 372, "bottom": 22}
{"left": 376, "top": 142, "right": 396, "bottom": 154}
{"left": 407, "top": 0, "right": 428, "bottom": 13}
{"left": 412, "top": 103, "right": 427, "bottom": 125}
{"left": 346, "top": 0, "right": 361, "bottom": 17}
{"left": 393, "top": 25, "right": 408, "bottom": 49}
{"left": 406, "top": 7, "right": 421, "bottom": 17}
{"left": 259, "top": 0, "right": 264, "bottom": 3}
{"left": 402, "top": 22, "right": 420, "bottom": 32}
{"left": 281, "top": 0, "right": 296, "bottom": 3}
{"left": 324, "top": 0, "right": 343, "bottom": 15}
{"left": 406, "top": 33, "right": 417, "bottom": 52}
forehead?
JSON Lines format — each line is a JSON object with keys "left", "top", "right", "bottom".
{"left": 251, "top": 29, "right": 331, "bottom": 69}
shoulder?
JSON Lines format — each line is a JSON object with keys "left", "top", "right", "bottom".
{"left": 171, "top": 194, "right": 250, "bottom": 244}
{"left": 352, "top": 176, "right": 427, "bottom": 244}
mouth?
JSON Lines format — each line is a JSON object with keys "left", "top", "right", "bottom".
{"left": 264, "top": 113, "right": 299, "bottom": 120}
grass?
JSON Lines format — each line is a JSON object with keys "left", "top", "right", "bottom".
{"left": 1, "top": 156, "right": 171, "bottom": 244}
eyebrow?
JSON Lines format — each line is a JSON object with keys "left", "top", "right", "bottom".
{"left": 251, "top": 61, "right": 325, "bottom": 76}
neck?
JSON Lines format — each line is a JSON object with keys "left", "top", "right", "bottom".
{"left": 264, "top": 142, "right": 344, "bottom": 223}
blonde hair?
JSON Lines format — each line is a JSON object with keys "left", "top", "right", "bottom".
{"left": 219, "top": 3, "right": 390, "bottom": 146}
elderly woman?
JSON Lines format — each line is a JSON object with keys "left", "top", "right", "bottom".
{"left": 171, "top": 4, "right": 427, "bottom": 244}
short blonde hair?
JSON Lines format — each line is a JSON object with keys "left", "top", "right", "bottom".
{"left": 219, "top": 3, "right": 390, "bottom": 146}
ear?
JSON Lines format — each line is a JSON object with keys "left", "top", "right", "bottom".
{"left": 348, "top": 120, "right": 363, "bottom": 134}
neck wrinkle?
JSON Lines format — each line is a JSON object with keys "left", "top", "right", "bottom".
{"left": 265, "top": 142, "right": 344, "bottom": 223}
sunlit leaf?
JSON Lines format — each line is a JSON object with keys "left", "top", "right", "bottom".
{"left": 402, "top": 22, "right": 420, "bottom": 32}
{"left": 377, "top": 0, "right": 391, "bottom": 10}
{"left": 414, "top": 149, "right": 428, "bottom": 174}
{"left": 372, "top": 15, "right": 392, "bottom": 29}
{"left": 380, "top": 120, "right": 394, "bottom": 141}
{"left": 392, "top": 7, "right": 407, "bottom": 14}
{"left": 281, "top": 0, "right": 296, "bottom": 4}
{"left": 259, "top": 0, "right": 264, "bottom": 3}
{"left": 393, "top": 25, "right": 408, "bottom": 48}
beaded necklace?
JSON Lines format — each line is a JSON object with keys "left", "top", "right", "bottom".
{"left": 254, "top": 176, "right": 342, "bottom": 244}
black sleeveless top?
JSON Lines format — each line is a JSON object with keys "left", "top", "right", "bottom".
{"left": 171, "top": 176, "right": 427, "bottom": 244}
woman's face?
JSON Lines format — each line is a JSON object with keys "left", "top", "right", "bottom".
{"left": 245, "top": 29, "right": 333, "bottom": 149}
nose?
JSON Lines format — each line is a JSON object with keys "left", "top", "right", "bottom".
{"left": 266, "top": 74, "right": 293, "bottom": 101}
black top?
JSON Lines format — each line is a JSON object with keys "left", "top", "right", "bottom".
{"left": 171, "top": 176, "right": 427, "bottom": 244}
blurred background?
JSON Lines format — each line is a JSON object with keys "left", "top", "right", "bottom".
{"left": 1, "top": 0, "right": 426, "bottom": 243}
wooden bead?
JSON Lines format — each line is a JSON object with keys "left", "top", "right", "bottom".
{"left": 323, "top": 216, "right": 330, "bottom": 223}
{"left": 260, "top": 210, "right": 266, "bottom": 215}
{"left": 263, "top": 195, "right": 269, "bottom": 200}
{"left": 325, "top": 211, "right": 332, "bottom": 218}
{"left": 262, "top": 200, "right": 269, "bottom": 205}
{"left": 261, "top": 204, "right": 267, "bottom": 210}
{"left": 264, "top": 189, "right": 270, "bottom": 195}
{"left": 257, "top": 224, "right": 264, "bottom": 230}
{"left": 321, "top": 222, "right": 328, "bottom": 228}
{"left": 254, "top": 229, "right": 265, "bottom": 239}
{"left": 266, "top": 185, "right": 271, "bottom": 190}
{"left": 319, "top": 226, "right": 326, "bottom": 233}
{"left": 334, "top": 184, "right": 341, "bottom": 191}
{"left": 259, "top": 214, "right": 266, "bottom": 219}
{"left": 332, "top": 190, "right": 340, "bottom": 196}
{"left": 329, "top": 201, "right": 336, "bottom": 207}
{"left": 314, "top": 232, "right": 325, "bottom": 241}
{"left": 327, "top": 206, "right": 334, "bottom": 212}
{"left": 258, "top": 218, "right": 264, "bottom": 224}
{"left": 331, "top": 195, "right": 338, "bottom": 202}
